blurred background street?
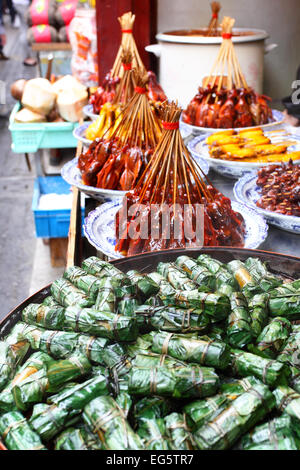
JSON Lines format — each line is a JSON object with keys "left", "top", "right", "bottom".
{"left": 0, "top": 2, "right": 64, "bottom": 318}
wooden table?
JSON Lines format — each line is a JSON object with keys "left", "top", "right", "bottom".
{"left": 66, "top": 141, "right": 99, "bottom": 268}
{"left": 67, "top": 190, "right": 99, "bottom": 267}
{"left": 31, "top": 43, "right": 72, "bottom": 52}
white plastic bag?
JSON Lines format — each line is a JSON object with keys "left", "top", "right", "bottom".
{"left": 68, "top": 7, "right": 98, "bottom": 87}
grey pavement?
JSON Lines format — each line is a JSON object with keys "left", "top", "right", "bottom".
{"left": 0, "top": 8, "right": 64, "bottom": 319}
{"left": 0, "top": 10, "right": 37, "bottom": 318}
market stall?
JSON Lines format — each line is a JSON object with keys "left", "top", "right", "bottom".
{"left": 9, "top": 71, "right": 88, "bottom": 266}
{"left": 25, "top": 0, "right": 83, "bottom": 76}
{"left": 8, "top": 1, "right": 97, "bottom": 267}
{"left": 64, "top": 10, "right": 299, "bottom": 261}
{"left": 1, "top": 0, "right": 300, "bottom": 452}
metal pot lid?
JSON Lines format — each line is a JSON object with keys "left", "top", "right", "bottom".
{"left": 156, "top": 28, "right": 269, "bottom": 44}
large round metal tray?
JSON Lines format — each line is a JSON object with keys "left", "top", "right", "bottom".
{"left": 1, "top": 247, "right": 299, "bottom": 338}
{"left": 0, "top": 247, "right": 299, "bottom": 450}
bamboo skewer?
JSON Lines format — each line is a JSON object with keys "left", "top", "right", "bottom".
{"left": 203, "top": 42, "right": 224, "bottom": 88}
{"left": 103, "top": 73, "right": 161, "bottom": 151}
{"left": 207, "top": 2, "right": 221, "bottom": 36}
{"left": 113, "top": 50, "right": 137, "bottom": 105}
{"left": 183, "top": 14, "right": 275, "bottom": 130}
{"left": 204, "top": 16, "right": 248, "bottom": 97}
{"left": 227, "top": 44, "right": 233, "bottom": 90}
{"left": 115, "top": 101, "right": 247, "bottom": 254}
{"left": 218, "top": 44, "right": 228, "bottom": 92}
{"left": 136, "top": 102, "right": 213, "bottom": 209}
{"left": 111, "top": 12, "right": 146, "bottom": 79}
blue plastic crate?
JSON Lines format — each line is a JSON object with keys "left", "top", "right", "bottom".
{"left": 9, "top": 103, "right": 78, "bottom": 153}
{"left": 32, "top": 176, "right": 84, "bottom": 238}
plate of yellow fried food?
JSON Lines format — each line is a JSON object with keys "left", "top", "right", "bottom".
{"left": 188, "top": 127, "right": 300, "bottom": 178}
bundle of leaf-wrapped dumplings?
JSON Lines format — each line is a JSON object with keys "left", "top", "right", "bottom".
{"left": 1, "top": 254, "right": 300, "bottom": 450}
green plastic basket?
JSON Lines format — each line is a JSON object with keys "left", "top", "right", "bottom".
{"left": 9, "top": 103, "right": 79, "bottom": 153}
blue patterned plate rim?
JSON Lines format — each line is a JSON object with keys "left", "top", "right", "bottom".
{"left": 234, "top": 171, "right": 300, "bottom": 224}
{"left": 83, "top": 199, "right": 123, "bottom": 258}
{"left": 83, "top": 199, "right": 268, "bottom": 258}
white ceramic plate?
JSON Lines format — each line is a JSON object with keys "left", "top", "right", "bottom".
{"left": 234, "top": 171, "right": 300, "bottom": 234}
{"left": 83, "top": 104, "right": 99, "bottom": 121}
{"left": 188, "top": 132, "right": 300, "bottom": 179}
{"left": 73, "top": 122, "right": 93, "bottom": 147}
{"left": 61, "top": 158, "right": 127, "bottom": 202}
{"left": 83, "top": 200, "right": 269, "bottom": 259}
{"left": 180, "top": 109, "right": 284, "bottom": 135}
